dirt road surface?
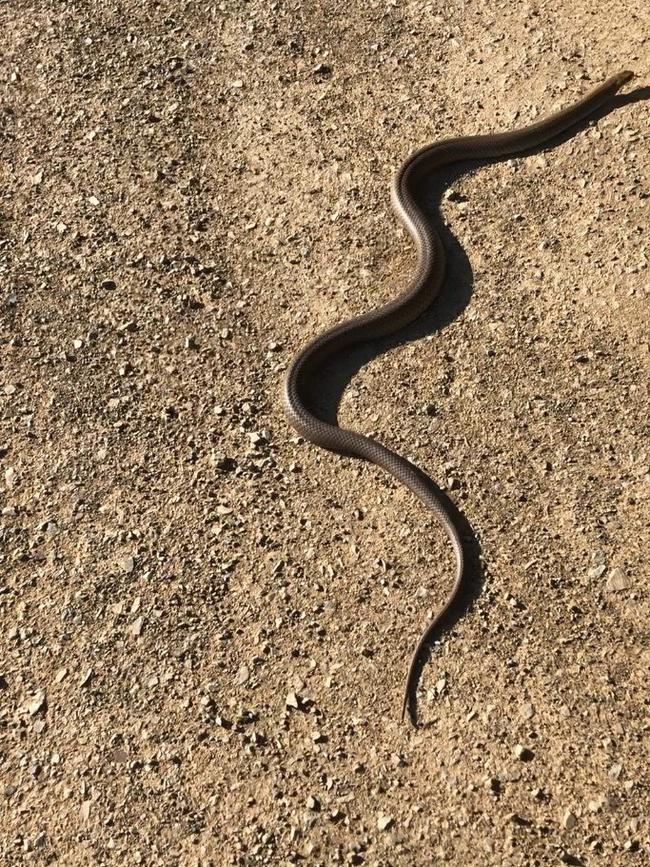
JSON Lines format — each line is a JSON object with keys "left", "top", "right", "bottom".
{"left": 1, "top": 1, "right": 648, "bottom": 864}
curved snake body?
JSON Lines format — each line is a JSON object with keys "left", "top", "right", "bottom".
{"left": 282, "top": 71, "right": 634, "bottom": 725}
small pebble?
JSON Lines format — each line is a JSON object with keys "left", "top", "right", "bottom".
{"left": 24, "top": 691, "right": 47, "bottom": 716}
{"left": 606, "top": 568, "right": 630, "bottom": 592}
{"left": 444, "top": 189, "right": 468, "bottom": 203}
{"left": 520, "top": 703, "right": 535, "bottom": 720}
{"left": 249, "top": 431, "right": 268, "bottom": 447}
{"left": 235, "top": 664, "right": 250, "bottom": 685}
{"left": 514, "top": 744, "right": 534, "bottom": 761}
{"left": 562, "top": 810, "right": 578, "bottom": 830}
{"left": 285, "top": 691, "right": 300, "bottom": 709}
{"left": 212, "top": 454, "right": 237, "bottom": 472}
{"left": 377, "top": 815, "right": 394, "bottom": 831}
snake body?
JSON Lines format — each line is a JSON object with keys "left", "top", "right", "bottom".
{"left": 282, "top": 71, "right": 633, "bottom": 725}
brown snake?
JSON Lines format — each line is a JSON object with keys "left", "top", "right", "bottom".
{"left": 282, "top": 71, "right": 634, "bottom": 725}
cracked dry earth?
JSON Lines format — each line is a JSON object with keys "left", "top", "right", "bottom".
{"left": 1, "top": 1, "right": 649, "bottom": 865}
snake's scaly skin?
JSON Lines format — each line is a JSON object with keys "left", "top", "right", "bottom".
{"left": 282, "top": 71, "right": 634, "bottom": 725}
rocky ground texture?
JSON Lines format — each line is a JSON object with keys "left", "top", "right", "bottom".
{"left": 1, "top": 1, "right": 648, "bottom": 865}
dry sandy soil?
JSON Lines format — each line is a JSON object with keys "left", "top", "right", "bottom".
{"left": 1, "top": 1, "right": 649, "bottom": 865}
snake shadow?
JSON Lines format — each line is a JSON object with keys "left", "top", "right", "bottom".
{"left": 303, "top": 84, "right": 649, "bottom": 726}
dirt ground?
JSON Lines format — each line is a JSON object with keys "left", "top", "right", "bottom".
{"left": 1, "top": 1, "right": 648, "bottom": 865}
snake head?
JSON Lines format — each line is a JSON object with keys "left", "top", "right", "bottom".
{"left": 614, "top": 70, "right": 634, "bottom": 89}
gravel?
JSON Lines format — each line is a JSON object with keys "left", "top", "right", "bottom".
{"left": 1, "top": 0, "right": 648, "bottom": 864}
